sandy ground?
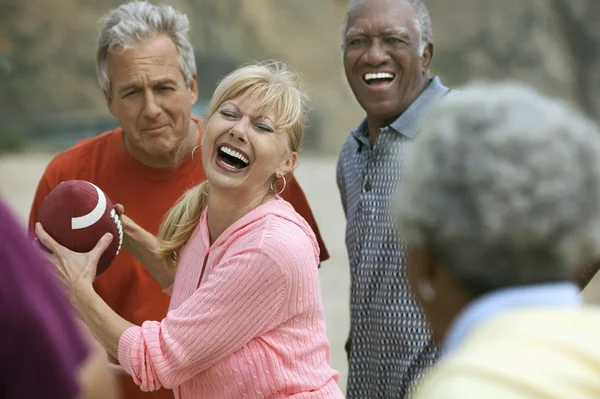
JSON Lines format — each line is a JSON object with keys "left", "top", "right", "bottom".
{"left": 0, "top": 152, "right": 351, "bottom": 392}
{"left": 3, "top": 152, "right": 600, "bottom": 395}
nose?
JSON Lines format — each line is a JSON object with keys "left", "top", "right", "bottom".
{"left": 364, "top": 40, "right": 390, "bottom": 66}
{"left": 143, "top": 91, "right": 162, "bottom": 119}
{"left": 229, "top": 118, "right": 249, "bottom": 143}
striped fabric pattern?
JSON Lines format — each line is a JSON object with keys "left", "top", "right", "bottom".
{"left": 118, "top": 199, "right": 344, "bottom": 398}
{"left": 337, "top": 77, "right": 455, "bottom": 398}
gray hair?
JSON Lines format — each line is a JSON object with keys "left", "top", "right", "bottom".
{"left": 392, "top": 82, "right": 600, "bottom": 296}
{"left": 341, "top": 0, "right": 433, "bottom": 54}
{"left": 96, "top": 1, "right": 196, "bottom": 95}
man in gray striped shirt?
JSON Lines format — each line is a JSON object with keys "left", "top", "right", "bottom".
{"left": 336, "top": 0, "right": 455, "bottom": 397}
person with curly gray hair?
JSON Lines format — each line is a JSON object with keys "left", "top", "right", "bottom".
{"left": 392, "top": 82, "right": 600, "bottom": 398}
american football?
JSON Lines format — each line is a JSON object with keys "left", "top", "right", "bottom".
{"left": 37, "top": 180, "right": 123, "bottom": 276}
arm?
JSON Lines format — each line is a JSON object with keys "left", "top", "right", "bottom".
{"left": 36, "top": 221, "right": 288, "bottom": 391}
{"left": 118, "top": 210, "right": 175, "bottom": 289}
{"left": 71, "top": 285, "right": 135, "bottom": 360}
{"left": 76, "top": 331, "right": 122, "bottom": 399}
{"left": 33, "top": 223, "right": 135, "bottom": 361}
{"left": 2, "top": 201, "right": 119, "bottom": 399}
{"left": 336, "top": 154, "right": 348, "bottom": 217}
{"left": 336, "top": 155, "right": 352, "bottom": 359}
{"left": 117, "top": 250, "right": 287, "bottom": 391}
{"left": 5, "top": 316, "right": 90, "bottom": 399}
{"left": 30, "top": 166, "right": 175, "bottom": 289}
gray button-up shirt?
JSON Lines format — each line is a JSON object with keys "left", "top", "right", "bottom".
{"left": 337, "top": 76, "right": 454, "bottom": 398}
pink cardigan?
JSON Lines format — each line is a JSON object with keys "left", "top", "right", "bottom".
{"left": 118, "top": 198, "right": 344, "bottom": 398}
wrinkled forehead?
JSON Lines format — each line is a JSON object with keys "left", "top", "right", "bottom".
{"left": 345, "top": 0, "right": 419, "bottom": 38}
{"left": 105, "top": 35, "right": 185, "bottom": 84}
{"left": 346, "top": 25, "right": 411, "bottom": 39}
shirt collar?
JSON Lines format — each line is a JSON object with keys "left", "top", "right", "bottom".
{"left": 442, "top": 282, "right": 582, "bottom": 354}
{"left": 352, "top": 76, "right": 452, "bottom": 144}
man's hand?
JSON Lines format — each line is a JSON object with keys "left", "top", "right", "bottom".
{"left": 113, "top": 203, "right": 175, "bottom": 288}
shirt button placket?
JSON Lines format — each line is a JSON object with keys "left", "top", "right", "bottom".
{"left": 363, "top": 142, "right": 377, "bottom": 227}
{"left": 363, "top": 156, "right": 373, "bottom": 194}
{"left": 363, "top": 137, "right": 377, "bottom": 194}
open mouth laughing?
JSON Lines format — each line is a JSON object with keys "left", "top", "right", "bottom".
{"left": 216, "top": 145, "right": 250, "bottom": 170}
{"left": 362, "top": 72, "right": 396, "bottom": 89}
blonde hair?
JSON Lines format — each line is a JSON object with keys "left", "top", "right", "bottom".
{"left": 156, "top": 60, "right": 309, "bottom": 268}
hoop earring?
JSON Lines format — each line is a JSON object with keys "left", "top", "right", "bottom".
{"left": 270, "top": 175, "right": 287, "bottom": 195}
{"left": 191, "top": 144, "right": 201, "bottom": 166}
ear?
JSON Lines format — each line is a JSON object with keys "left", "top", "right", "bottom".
{"left": 278, "top": 151, "right": 297, "bottom": 178}
{"left": 104, "top": 90, "right": 117, "bottom": 118}
{"left": 421, "top": 246, "right": 437, "bottom": 283}
{"left": 406, "top": 246, "right": 441, "bottom": 307}
{"left": 189, "top": 74, "right": 199, "bottom": 105}
{"left": 406, "top": 246, "right": 438, "bottom": 300}
{"left": 421, "top": 42, "right": 434, "bottom": 72}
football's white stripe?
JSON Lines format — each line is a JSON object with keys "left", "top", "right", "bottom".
{"left": 71, "top": 182, "right": 107, "bottom": 230}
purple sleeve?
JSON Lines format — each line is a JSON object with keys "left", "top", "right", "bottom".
{"left": 0, "top": 200, "right": 90, "bottom": 399}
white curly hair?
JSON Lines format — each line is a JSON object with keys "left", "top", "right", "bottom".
{"left": 392, "top": 82, "right": 600, "bottom": 295}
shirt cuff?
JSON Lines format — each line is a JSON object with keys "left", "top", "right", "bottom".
{"left": 117, "top": 325, "right": 142, "bottom": 377}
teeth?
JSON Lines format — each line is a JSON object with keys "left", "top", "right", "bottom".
{"left": 364, "top": 72, "right": 395, "bottom": 81}
{"left": 220, "top": 146, "right": 249, "bottom": 165}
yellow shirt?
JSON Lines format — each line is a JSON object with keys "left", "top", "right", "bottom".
{"left": 412, "top": 307, "right": 600, "bottom": 398}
